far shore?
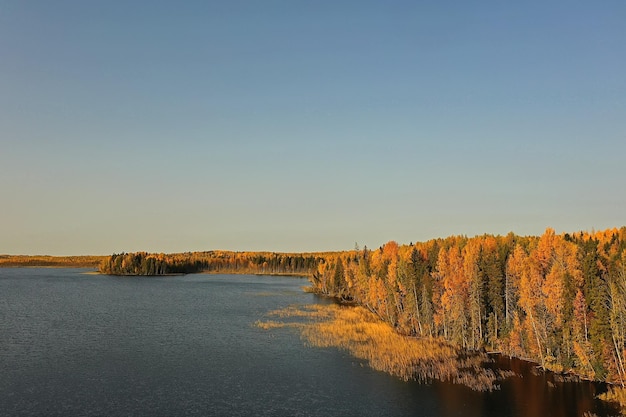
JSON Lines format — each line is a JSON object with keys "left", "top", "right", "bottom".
{"left": 0, "top": 262, "right": 311, "bottom": 278}
{"left": 0, "top": 265, "right": 100, "bottom": 269}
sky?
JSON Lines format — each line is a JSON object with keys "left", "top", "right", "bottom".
{"left": 1, "top": 1, "right": 625, "bottom": 255}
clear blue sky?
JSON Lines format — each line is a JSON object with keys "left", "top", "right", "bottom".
{"left": 1, "top": 1, "right": 625, "bottom": 255}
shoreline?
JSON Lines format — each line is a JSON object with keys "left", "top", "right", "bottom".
{"left": 258, "top": 296, "right": 623, "bottom": 415}
{"left": 311, "top": 290, "right": 618, "bottom": 389}
{"left": 0, "top": 265, "right": 99, "bottom": 269}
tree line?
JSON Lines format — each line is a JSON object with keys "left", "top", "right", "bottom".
{"left": 0, "top": 255, "right": 106, "bottom": 268}
{"left": 98, "top": 252, "right": 204, "bottom": 275}
{"left": 310, "top": 227, "right": 626, "bottom": 385}
{"left": 98, "top": 251, "right": 324, "bottom": 276}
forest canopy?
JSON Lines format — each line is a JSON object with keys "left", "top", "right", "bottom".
{"left": 309, "top": 227, "right": 626, "bottom": 386}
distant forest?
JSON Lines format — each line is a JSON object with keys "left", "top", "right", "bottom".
{"left": 98, "top": 251, "right": 324, "bottom": 276}
{"left": 0, "top": 255, "right": 105, "bottom": 268}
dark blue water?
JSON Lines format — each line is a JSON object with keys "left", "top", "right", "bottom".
{"left": 0, "top": 268, "right": 619, "bottom": 416}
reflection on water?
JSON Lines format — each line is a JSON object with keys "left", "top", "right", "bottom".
{"left": 261, "top": 301, "right": 621, "bottom": 417}
{"left": 432, "top": 354, "right": 618, "bottom": 417}
{"left": 0, "top": 268, "right": 620, "bottom": 417}
{"left": 494, "top": 355, "right": 610, "bottom": 417}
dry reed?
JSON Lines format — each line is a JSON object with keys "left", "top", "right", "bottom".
{"left": 257, "top": 303, "right": 502, "bottom": 391}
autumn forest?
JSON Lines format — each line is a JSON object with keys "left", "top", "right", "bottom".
{"left": 91, "top": 227, "right": 626, "bottom": 389}
{"left": 310, "top": 227, "right": 626, "bottom": 388}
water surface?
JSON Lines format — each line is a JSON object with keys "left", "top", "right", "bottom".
{"left": 0, "top": 268, "right": 619, "bottom": 416}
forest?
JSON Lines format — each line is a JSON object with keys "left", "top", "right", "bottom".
{"left": 310, "top": 227, "right": 626, "bottom": 387}
{"left": 0, "top": 255, "right": 105, "bottom": 268}
{"left": 98, "top": 250, "right": 324, "bottom": 276}
{"left": 96, "top": 227, "right": 626, "bottom": 388}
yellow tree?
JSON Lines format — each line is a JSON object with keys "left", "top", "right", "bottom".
{"left": 507, "top": 244, "right": 530, "bottom": 355}
{"left": 516, "top": 238, "right": 548, "bottom": 367}
{"left": 542, "top": 236, "right": 581, "bottom": 365}
{"left": 436, "top": 245, "right": 469, "bottom": 347}
{"left": 383, "top": 241, "right": 403, "bottom": 326}
{"left": 463, "top": 238, "right": 483, "bottom": 349}
{"left": 367, "top": 248, "right": 394, "bottom": 323}
{"left": 354, "top": 247, "right": 373, "bottom": 308}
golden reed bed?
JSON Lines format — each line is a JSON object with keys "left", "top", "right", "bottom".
{"left": 257, "top": 303, "right": 512, "bottom": 391}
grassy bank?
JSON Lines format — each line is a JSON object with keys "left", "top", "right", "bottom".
{"left": 257, "top": 303, "right": 510, "bottom": 391}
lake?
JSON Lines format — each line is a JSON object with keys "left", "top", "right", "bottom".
{"left": 0, "top": 268, "right": 619, "bottom": 416}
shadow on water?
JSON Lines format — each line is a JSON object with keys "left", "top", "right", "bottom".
{"left": 429, "top": 354, "right": 621, "bottom": 417}
{"left": 262, "top": 297, "right": 622, "bottom": 417}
